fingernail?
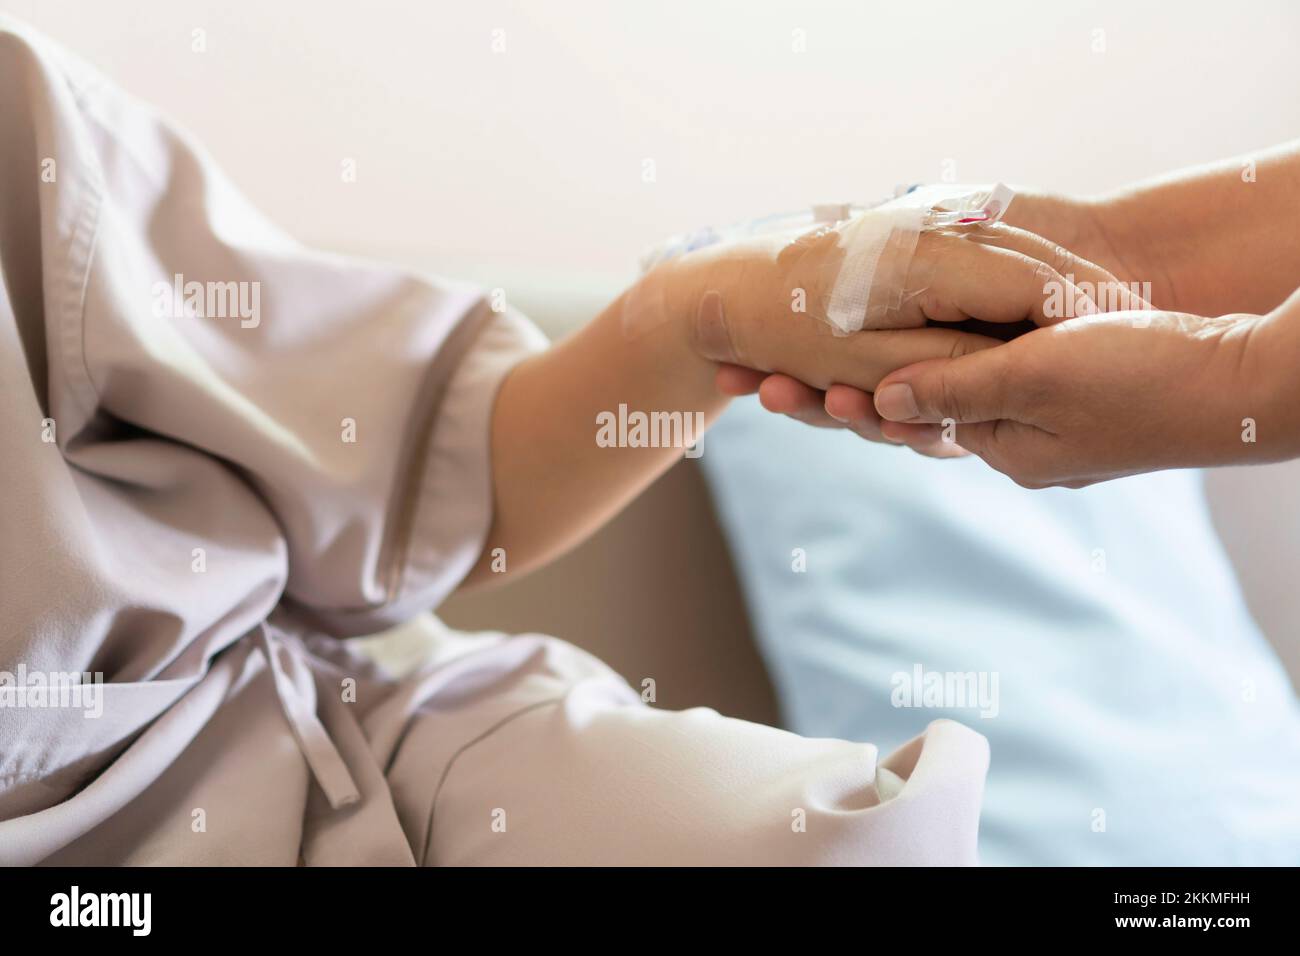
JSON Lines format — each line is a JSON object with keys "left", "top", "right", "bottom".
{"left": 875, "top": 383, "right": 919, "bottom": 421}
{"left": 826, "top": 410, "right": 849, "bottom": 423}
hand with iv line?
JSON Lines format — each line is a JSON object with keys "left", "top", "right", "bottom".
{"left": 465, "top": 188, "right": 1130, "bottom": 585}
{"left": 734, "top": 141, "right": 1300, "bottom": 486}
{"left": 712, "top": 192, "right": 1142, "bottom": 457}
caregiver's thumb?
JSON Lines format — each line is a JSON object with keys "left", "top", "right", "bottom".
{"left": 874, "top": 348, "right": 1010, "bottom": 425}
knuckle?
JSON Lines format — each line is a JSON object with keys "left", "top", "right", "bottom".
{"left": 918, "top": 289, "right": 947, "bottom": 320}
{"left": 1030, "top": 259, "right": 1060, "bottom": 293}
{"left": 973, "top": 221, "right": 1011, "bottom": 244}
{"left": 935, "top": 373, "right": 966, "bottom": 423}
{"left": 1041, "top": 239, "right": 1074, "bottom": 277}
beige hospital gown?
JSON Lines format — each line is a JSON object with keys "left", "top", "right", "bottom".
{"left": 0, "top": 18, "right": 988, "bottom": 865}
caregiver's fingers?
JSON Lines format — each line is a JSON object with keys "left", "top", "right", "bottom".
{"left": 755, "top": 375, "right": 963, "bottom": 453}
{"left": 716, "top": 366, "right": 890, "bottom": 438}
{"left": 825, "top": 385, "right": 970, "bottom": 455}
{"left": 876, "top": 421, "right": 971, "bottom": 459}
{"left": 964, "top": 223, "right": 1150, "bottom": 313}
{"left": 902, "top": 233, "right": 1096, "bottom": 327}
{"left": 717, "top": 365, "right": 848, "bottom": 432}
{"left": 715, "top": 363, "right": 767, "bottom": 396}
{"left": 758, "top": 374, "right": 843, "bottom": 428}
{"left": 807, "top": 325, "right": 1004, "bottom": 393}
{"left": 823, "top": 384, "right": 874, "bottom": 424}
{"left": 760, "top": 377, "right": 945, "bottom": 449}
{"left": 874, "top": 346, "right": 1017, "bottom": 425}
{"left": 823, "top": 383, "right": 888, "bottom": 442}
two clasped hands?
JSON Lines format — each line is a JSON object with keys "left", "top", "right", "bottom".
{"left": 699, "top": 142, "right": 1300, "bottom": 489}
{"left": 482, "top": 142, "right": 1300, "bottom": 582}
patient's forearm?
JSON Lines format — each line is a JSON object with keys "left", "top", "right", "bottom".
{"left": 458, "top": 200, "right": 1129, "bottom": 587}
{"left": 460, "top": 285, "right": 726, "bottom": 588}
{"left": 1092, "top": 140, "right": 1300, "bottom": 316}
{"left": 460, "top": 242, "right": 805, "bottom": 589}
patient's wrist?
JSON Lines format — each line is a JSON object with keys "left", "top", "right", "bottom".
{"left": 1247, "top": 294, "right": 1300, "bottom": 460}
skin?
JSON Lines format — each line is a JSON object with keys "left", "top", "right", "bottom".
{"left": 715, "top": 190, "right": 1137, "bottom": 456}
{"left": 462, "top": 142, "right": 1300, "bottom": 585}
{"left": 873, "top": 304, "right": 1297, "bottom": 489}
{"left": 736, "top": 142, "right": 1300, "bottom": 486}
{"left": 461, "top": 212, "right": 1125, "bottom": 586}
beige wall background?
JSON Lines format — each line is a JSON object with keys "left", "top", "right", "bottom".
{"left": 10, "top": 0, "right": 1300, "bottom": 278}
{"left": 8, "top": 0, "right": 1300, "bottom": 683}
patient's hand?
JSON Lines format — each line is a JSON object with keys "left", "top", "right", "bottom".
{"left": 704, "top": 199, "right": 1138, "bottom": 456}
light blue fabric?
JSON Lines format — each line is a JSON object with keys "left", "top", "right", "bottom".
{"left": 700, "top": 398, "right": 1300, "bottom": 865}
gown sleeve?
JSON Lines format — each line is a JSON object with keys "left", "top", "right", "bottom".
{"left": 3, "top": 18, "right": 548, "bottom": 635}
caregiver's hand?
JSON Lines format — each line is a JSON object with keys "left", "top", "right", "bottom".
{"left": 872, "top": 290, "right": 1300, "bottom": 488}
